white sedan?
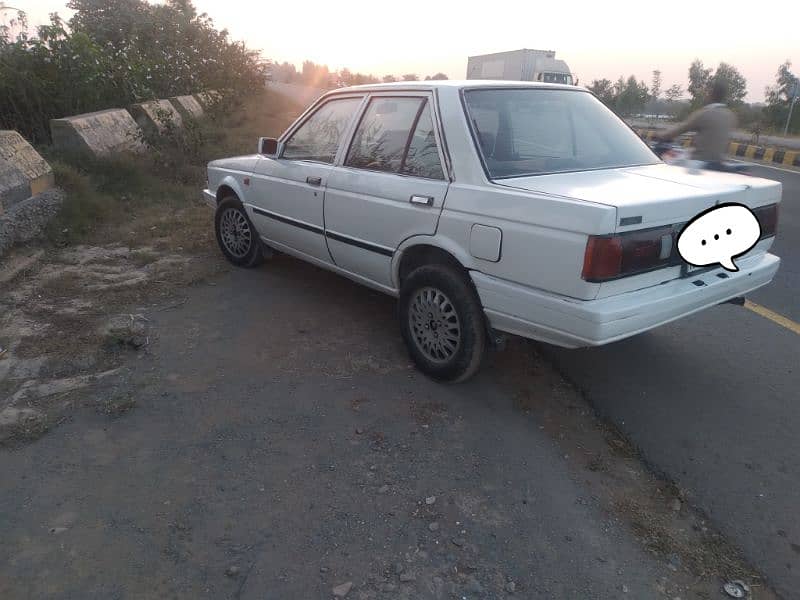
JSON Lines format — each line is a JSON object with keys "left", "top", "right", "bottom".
{"left": 204, "top": 81, "right": 780, "bottom": 382}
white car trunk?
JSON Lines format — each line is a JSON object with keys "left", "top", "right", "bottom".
{"left": 499, "top": 163, "right": 781, "bottom": 298}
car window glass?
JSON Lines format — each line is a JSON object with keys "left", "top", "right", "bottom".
{"left": 508, "top": 98, "right": 573, "bottom": 159}
{"left": 283, "top": 97, "right": 362, "bottom": 163}
{"left": 345, "top": 97, "right": 423, "bottom": 173}
{"left": 469, "top": 104, "right": 500, "bottom": 157}
{"left": 464, "top": 89, "right": 658, "bottom": 178}
{"left": 401, "top": 102, "right": 444, "bottom": 180}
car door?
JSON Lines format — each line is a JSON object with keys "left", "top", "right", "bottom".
{"left": 248, "top": 95, "right": 364, "bottom": 263}
{"left": 324, "top": 93, "right": 450, "bottom": 287}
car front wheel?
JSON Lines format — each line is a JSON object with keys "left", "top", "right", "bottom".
{"left": 399, "top": 264, "right": 487, "bottom": 383}
{"left": 215, "top": 196, "right": 264, "bottom": 268}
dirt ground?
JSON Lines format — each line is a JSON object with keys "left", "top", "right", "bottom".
{"left": 0, "top": 92, "right": 779, "bottom": 599}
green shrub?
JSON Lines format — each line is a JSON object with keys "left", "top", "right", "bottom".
{"left": 0, "top": 0, "right": 265, "bottom": 143}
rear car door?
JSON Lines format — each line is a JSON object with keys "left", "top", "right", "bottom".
{"left": 324, "top": 93, "right": 449, "bottom": 287}
{"left": 248, "top": 95, "right": 364, "bottom": 263}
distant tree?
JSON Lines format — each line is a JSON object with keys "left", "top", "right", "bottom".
{"left": 351, "top": 72, "right": 378, "bottom": 85}
{"left": 428, "top": 72, "right": 448, "bottom": 80}
{"left": 402, "top": 73, "right": 419, "bottom": 81}
{"left": 588, "top": 78, "right": 615, "bottom": 107}
{"left": 686, "top": 59, "right": 747, "bottom": 109}
{"left": 713, "top": 62, "right": 747, "bottom": 105}
{"left": 664, "top": 83, "right": 683, "bottom": 117}
{"left": 651, "top": 70, "right": 662, "bottom": 102}
{"left": 664, "top": 83, "right": 683, "bottom": 103}
{"left": 273, "top": 62, "right": 298, "bottom": 83}
{"left": 338, "top": 68, "right": 353, "bottom": 86}
{"left": 302, "top": 60, "right": 330, "bottom": 87}
{"left": 382, "top": 74, "right": 397, "bottom": 83}
{"left": 764, "top": 60, "right": 799, "bottom": 133}
{"left": 687, "top": 59, "right": 713, "bottom": 108}
{"left": 614, "top": 75, "right": 649, "bottom": 116}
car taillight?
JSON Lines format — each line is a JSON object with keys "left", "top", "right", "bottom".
{"left": 582, "top": 226, "right": 674, "bottom": 282}
{"left": 752, "top": 203, "right": 778, "bottom": 238}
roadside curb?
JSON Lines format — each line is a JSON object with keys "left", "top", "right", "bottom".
{"left": 636, "top": 129, "right": 800, "bottom": 168}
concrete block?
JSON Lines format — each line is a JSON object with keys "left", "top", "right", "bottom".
{"left": 169, "top": 95, "right": 204, "bottom": 121}
{"left": 51, "top": 109, "right": 145, "bottom": 160}
{"left": 128, "top": 100, "right": 183, "bottom": 135}
{"left": 0, "top": 188, "right": 64, "bottom": 259}
{"left": 0, "top": 131, "right": 54, "bottom": 213}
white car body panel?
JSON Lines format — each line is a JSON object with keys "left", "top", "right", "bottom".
{"left": 204, "top": 80, "right": 781, "bottom": 348}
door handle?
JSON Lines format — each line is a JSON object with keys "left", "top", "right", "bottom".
{"left": 306, "top": 176, "right": 322, "bottom": 186}
{"left": 410, "top": 195, "right": 434, "bottom": 206}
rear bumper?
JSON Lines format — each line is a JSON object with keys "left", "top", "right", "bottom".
{"left": 473, "top": 252, "right": 780, "bottom": 348}
{"left": 202, "top": 189, "right": 216, "bottom": 209}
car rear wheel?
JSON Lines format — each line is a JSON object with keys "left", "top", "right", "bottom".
{"left": 399, "top": 264, "right": 487, "bottom": 383}
{"left": 215, "top": 196, "right": 264, "bottom": 268}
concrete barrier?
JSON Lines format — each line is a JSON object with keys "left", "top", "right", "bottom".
{"left": 169, "top": 95, "right": 204, "bottom": 121}
{"left": 0, "top": 189, "right": 64, "bottom": 259}
{"left": 0, "top": 131, "right": 54, "bottom": 213}
{"left": 51, "top": 109, "right": 145, "bottom": 160}
{"left": 128, "top": 100, "right": 183, "bottom": 135}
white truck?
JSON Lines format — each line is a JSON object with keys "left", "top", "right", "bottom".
{"left": 466, "top": 49, "right": 573, "bottom": 85}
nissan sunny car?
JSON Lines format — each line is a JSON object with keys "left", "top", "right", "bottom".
{"left": 203, "top": 81, "right": 780, "bottom": 381}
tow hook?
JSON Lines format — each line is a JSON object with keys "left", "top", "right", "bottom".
{"left": 723, "top": 296, "right": 746, "bottom": 307}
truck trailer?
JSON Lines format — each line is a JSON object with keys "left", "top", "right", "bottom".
{"left": 466, "top": 49, "right": 573, "bottom": 85}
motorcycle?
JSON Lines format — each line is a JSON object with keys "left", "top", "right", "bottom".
{"left": 649, "top": 140, "right": 750, "bottom": 175}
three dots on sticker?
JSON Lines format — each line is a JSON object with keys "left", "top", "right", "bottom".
{"left": 701, "top": 229, "right": 733, "bottom": 246}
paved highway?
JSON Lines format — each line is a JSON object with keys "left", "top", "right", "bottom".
{"left": 546, "top": 163, "right": 800, "bottom": 598}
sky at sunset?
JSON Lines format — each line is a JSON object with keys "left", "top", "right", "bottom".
{"left": 14, "top": 0, "right": 798, "bottom": 102}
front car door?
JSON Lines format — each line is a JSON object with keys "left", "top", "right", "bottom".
{"left": 248, "top": 94, "right": 364, "bottom": 263}
{"left": 324, "top": 92, "right": 450, "bottom": 287}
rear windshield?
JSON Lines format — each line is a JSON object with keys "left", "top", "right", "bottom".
{"left": 463, "top": 88, "right": 658, "bottom": 178}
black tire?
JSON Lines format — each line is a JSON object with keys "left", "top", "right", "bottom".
{"left": 214, "top": 196, "right": 264, "bottom": 268}
{"left": 399, "top": 264, "right": 487, "bottom": 383}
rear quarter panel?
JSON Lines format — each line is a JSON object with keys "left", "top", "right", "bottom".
{"left": 438, "top": 183, "right": 616, "bottom": 300}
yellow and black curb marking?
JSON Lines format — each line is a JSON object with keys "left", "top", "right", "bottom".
{"left": 637, "top": 129, "right": 800, "bottom": 168}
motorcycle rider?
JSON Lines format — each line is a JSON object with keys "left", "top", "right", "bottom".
{"left": 656, "top": 79, "right": 736, "bottom": 167}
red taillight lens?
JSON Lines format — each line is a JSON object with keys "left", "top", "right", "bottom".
{"left": 582, "top": 236, "right": 622, "bottom": 281}
{"left": 752, "top": 203, "right": 778, "bottom": 238}
{"left": 582, "top": 226, "right": 674, "bottom": 282}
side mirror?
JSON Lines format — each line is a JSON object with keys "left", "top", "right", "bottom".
{"left": 258, "top": 137, "right": 281, "bottom": 157}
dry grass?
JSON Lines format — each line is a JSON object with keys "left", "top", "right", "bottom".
{"left": 1, "top": 90, "right": 305, "bottom": 444}
{"left": 44, "top": 89, "right": 303, "bottom": 250}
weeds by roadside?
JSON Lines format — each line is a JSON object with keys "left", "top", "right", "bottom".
{"left": 43, "top": 89, "right": 301, "bottom": 248}
{"left": 1, "top": 89, "right": 302, "bottom": 446}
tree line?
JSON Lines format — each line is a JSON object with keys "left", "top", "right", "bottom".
{"left": 0, "top": 0, "right": 266, "bottom": 143}
{"left": 269, "top": 60, "right": 448, "bottom": 88}
{"left": 588, "top": 59, "right": 799, "bottom": 135}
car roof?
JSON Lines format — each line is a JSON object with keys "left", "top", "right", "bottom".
{"left": 333, "top": 80, "right": 585, "bottom": 93}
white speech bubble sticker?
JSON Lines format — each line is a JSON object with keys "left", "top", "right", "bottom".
{"left": 677, "top": 203, "right": 761, "bottom": 272}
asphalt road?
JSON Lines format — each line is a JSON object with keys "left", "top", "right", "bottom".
{"left": 748, "top": 165, "right": 800, "bottom": 322}
{"left": 1, "top": 260, "right": 730, "bottom": 600}
{"left": 545, "top": 163, "right": 800, "bottom": 598}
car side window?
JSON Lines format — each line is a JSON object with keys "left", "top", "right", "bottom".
{"left": 345, "top": 97, "right": 444, "bottom": 179}
{"left": 282, "top": 97, "right": 362, "bottom": 163}
{"left": 401, "top": 102, "right": 445, "bottom": 180}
